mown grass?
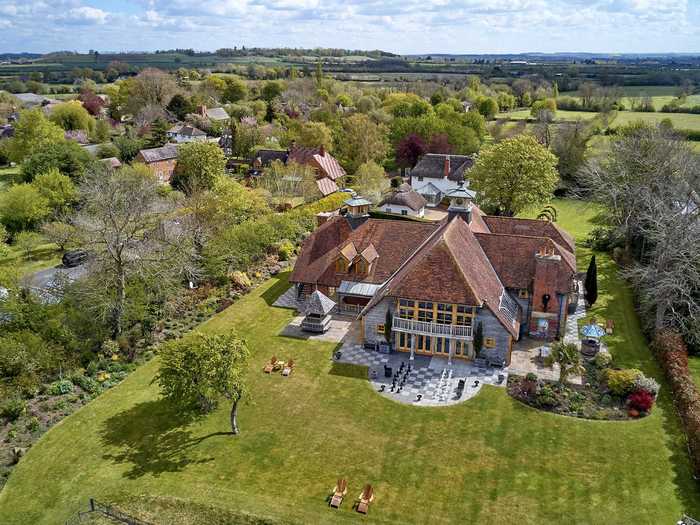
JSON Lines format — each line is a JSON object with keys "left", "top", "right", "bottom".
{"left": 1, "top": 200, "right": 699, "bottom": 524}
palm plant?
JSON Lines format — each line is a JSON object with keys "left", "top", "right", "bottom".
{"left": 544, "top": 341, "right": 584, "bottom": 384}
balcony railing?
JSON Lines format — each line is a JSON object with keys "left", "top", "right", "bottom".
{"left": 392, "top": 317, "right": 473, "bottom": 340}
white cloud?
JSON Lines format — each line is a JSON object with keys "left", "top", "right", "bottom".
{"left": 62, "top": 6, "right": 109, "bottom": 25}
{"left": 0, "top": 0, "right": 697, "bottom": 53}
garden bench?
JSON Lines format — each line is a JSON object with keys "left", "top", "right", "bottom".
{"left": 330, "top": 478, "right": 348, "bottom": 508}
{"left": 263, "top": 356, "right": 278, "bottom": 373}
{"left": 356, "top": 484, "right": 374, "bottom": 514}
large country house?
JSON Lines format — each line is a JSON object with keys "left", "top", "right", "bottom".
{"left": 409, "top": 153, "right": 476, "bottom": 206}
{"left": 289, "top": 186, "right": 576, "bottom": 366}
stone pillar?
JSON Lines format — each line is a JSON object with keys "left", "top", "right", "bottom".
{"left": 409, "top": 333, "right": 416, "bottom": 362}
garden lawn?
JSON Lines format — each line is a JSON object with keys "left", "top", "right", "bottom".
{"left": 1, "top": 200, "right": 699, "bottom": 524}
{"left": 690, "top": 356, "right": 700, "bottom": 390}
{"left": 0, "top": 243, "right": 62, "bottom": 278}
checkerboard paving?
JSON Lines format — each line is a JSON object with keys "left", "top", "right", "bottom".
{"left": 335, "top": 342, "right": 507, "bottom": 406}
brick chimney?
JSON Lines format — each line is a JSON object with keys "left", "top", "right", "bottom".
{"left": 443, "top": 156, "right": 450, "bottom": 179}
{"left": 319, "top": 144, "right": 325, "bottom": 157}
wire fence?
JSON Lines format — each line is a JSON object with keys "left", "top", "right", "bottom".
{"left": 64, "top": 498, "right": 153, "bottom": 525}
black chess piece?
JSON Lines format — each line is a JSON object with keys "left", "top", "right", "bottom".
{"left": 379, "top": 385, "right": 385, "bottom": 392}
{"left": 416, "top": 394, "right": 422, "bottom": 401}
{"left": 390, "top": 385, "right": 395, "bottom": 392}
{"left": 473, "top": 380, "right": 480, "bottom": 388}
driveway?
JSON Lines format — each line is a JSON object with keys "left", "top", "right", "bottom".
{"left": 23, "top": 264, "right": 87, "bottom": 300}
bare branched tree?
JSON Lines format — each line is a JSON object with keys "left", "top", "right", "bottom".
{"left": 72, "top": 165, "right": 197, "bottom": 339}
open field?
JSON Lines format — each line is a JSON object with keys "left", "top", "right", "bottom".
{"left": 496, "top": 108, "right": 700, "bottom": 132}
{"left": 1, "top": 199, "right": 698, "bottom": 524}
{"left": 613, "top": 110, "right": 700, "bottom": 130}
{"left": 496, "top": 109, "right": 600, "bottom": 121}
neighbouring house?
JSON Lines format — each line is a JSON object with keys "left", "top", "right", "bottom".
{"left": 167, "top": 124, "right": 207, "bottom": 143}
{"left": 289, "top": 186, "right": 576, "bottom": 366}
{"left": 378, "top": 183, "right": 427, "bottom": 218}
{"left": 196, "top": 105, "right": 229, "bottom": 122}
{"left": 409, "top": 154, "right": 476, "bottom": 207}
{"left": 250, "top": 144, "right": 346, "bottom": 197}
{"left": 135, "top": 144, "right": 179, "bottom": 184}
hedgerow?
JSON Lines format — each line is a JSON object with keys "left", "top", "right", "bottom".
{"left": 652, "top": 330, "right": 700, "bottom": 477}
{"left": 203, "top": 193, "right": 346, "bottom": 281}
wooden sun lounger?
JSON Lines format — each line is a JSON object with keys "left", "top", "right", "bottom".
{"left": 282, "top": 359, "right": 295, "bottom": 376}
{"left": 357, "top": 484, "right": 374, "bottom": 514}
{"left": 330, "top": 478, "right": 348, "bottom": 508}
{"left": 263, "top": 356, "right": 277, "bottom": 374}
{"left": 606, "top": 319, "right": 614, "bottom": 335}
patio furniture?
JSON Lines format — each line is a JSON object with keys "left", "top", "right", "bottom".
{"left": 263, "top": 356, "right": 278, "bottom": 374}
{"left": 330, "top": 478, "right": 348, "bottom": 508}
{"left": 282, "top": 359, "right": 295, "bottom": 376}
{"left": 357, "top": 484, "right": 374, "bottom": 514}
{"left": 606, "top": 319, "right": 614, "bottom": 335}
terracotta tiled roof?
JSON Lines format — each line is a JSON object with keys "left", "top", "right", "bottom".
{"left": 289, "top": 217, "right": 438, "bottom": 287}
{"left": 363, "top": 217, "right": 518, "bottom": 337}
{"left": 316, "top": 177, "right": 338, "bottom": 196}
{"left": 290, "top": 146, "right": 346, "bottom": 181}
{"left": 475, "top": 233, "right": 575, "bottom": 293}
{"left": 482, "top": 216, "right": 576, "bottom": 253}
{"left": 360, "top": 243, "right": 379, "bottom": 263}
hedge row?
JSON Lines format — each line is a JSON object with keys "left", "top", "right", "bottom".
{"left": 203, "top": 193, "right": 347, "bottom": 281}
{"left": 652, "top": 330, "right": 700, "bottom": 477}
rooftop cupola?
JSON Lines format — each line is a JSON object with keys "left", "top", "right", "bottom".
{"left": 446, "top": 180, "right": 474, "bottom": 223}
{"left": 343, "top": 197, "right": 371, "bottom": 220}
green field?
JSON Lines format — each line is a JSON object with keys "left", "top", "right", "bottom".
{"left": 496, "top": 109, "right": 600, "bottom": 121}
{"left": 0, "top": 199, "right": 698, "bottom": 524}
{"left": 496, "top": 108, "right": 700, "bottom": 132}
{"left": 613, "top": 110, "right": 700, "bottom": 130}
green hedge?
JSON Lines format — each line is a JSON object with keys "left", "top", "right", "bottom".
{"left": 204, "top": 193, "right": 346, "bottom": 281}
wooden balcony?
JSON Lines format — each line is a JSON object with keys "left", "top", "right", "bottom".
{"left": 392, "top": 317, "right": 473, "bottom": 340}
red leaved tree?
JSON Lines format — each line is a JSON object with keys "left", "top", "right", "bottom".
{"left": 396, "top": 133, "right": 427, "bottom": 169}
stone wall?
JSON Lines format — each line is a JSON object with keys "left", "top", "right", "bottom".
{"left": 475, "top": 308, "right": 512, "bottom": 365}
{"left": 363, "top": 297, "right": 392, "bottom": 345}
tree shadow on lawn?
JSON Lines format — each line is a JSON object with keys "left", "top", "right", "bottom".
{"left": 100, "top": 398, "right": 230, "bottom": 479}
{"left": 260, "top": 272, "right": 292, "bottom": 306}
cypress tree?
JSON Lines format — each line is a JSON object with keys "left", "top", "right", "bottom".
{"left": 585, "top": 255, "right": 598, "bottom": 306}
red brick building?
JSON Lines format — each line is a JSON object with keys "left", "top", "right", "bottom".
{"left": 135, "top": 144, "right": 179, "bottom": 184}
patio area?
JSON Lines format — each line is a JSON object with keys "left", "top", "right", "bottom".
{"left": 335, "top": 341, "right": 507, "bottom": 406}
{"left": 280, "top": 314, "right": 354, "bottom": 342}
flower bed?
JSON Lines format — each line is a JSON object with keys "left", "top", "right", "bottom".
{"left": 507, "top": 359, "right": 659, "bottom": 421}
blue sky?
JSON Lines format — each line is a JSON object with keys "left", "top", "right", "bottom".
{"left": 0, "top": 0, "right": 698, "bottom": 54}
